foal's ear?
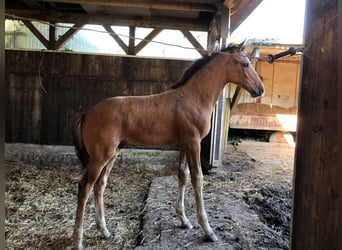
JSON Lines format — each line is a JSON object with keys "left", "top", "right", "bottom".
{"left": 237, "top": 39, "right": 247, "bottom": 52}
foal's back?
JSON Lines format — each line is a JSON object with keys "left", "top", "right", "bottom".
{"left": 82, "top": 90, "right": 185, "bottom": 147}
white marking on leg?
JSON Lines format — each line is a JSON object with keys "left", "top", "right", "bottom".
{"left": 191, "top": 174, "right": 218, "bottom": 241}
{"left": 94, "top": 190, "right": 112, "bottom": 239}
{"left": 185, "top": 141, "right": 218, "bottom": 242}
{"left": 94, "top": 157, "right": 116, "bottom": 239}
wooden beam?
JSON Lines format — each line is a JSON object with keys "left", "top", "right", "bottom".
{"left": 22, "top": 20, "right": 49, "bottom": 48}
{"left": 21, "top": 0, "right": 45, "bottom": 9}
{"left": 6, "top": 9, "right": 209, "bottom": 31}
{"left": 42, "top": 0, "right": 217, "bottom": 12}
{"left": 55, "top": 23, "right": 84, "bottom": 50}
{"left": 230, "top": 86, "right": 242, "bottom": 110}
{"left": 134, "top": 28, "right": 162, "bottom": 54}
{"left": 180, "top": 29, "right": 206, "bottom": 56}
{"left": 103, "top": 25, "right": 128, "bottom": 54}
{"left": 291, "top": 0, "right": 338, "bottom": 249}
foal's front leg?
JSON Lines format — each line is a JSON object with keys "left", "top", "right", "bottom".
{"left": 175, "top": 149, "right": 193, "bottom": 229}
{"left": 186, "top": 140, "right": 218, "bottom": 242}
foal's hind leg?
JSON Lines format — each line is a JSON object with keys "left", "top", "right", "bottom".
{"left": 175, "top": 149, "right": 193, "bottom": 229}
{"left": 185, "top": 139, "right": 218, "bottom": 242}
{"left": 94, "top": 155, "right": 117, "bottom": 239}
{"left": 74, "top": 158, "right": 109, "bottom": 250}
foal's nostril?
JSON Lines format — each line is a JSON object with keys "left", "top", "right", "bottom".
{"left": 251, "top": 86, "right": 264, "bottom": 97}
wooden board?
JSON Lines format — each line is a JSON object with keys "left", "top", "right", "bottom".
{"left": 5, "top": 50, "right": 191, "bottom": 145}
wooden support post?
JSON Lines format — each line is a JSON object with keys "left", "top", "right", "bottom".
{"left": 48, "top": 22, "right": 56, "bottom": 50}
{"left": 290, "top": 1, "right": 338, "bottom": 249}
{"left": 128, "top": 26, "right": 136, "bottom": 55}
{"left": 219, "top": 4, "right": 229, "bottom": 49}
{"left": 201, "top": 2, "right": 231, "bottom": 172}
{"left": 207, "top": 16, "right": 219, "bottom": 53}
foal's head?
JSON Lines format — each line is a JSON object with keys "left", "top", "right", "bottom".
{"left": 220, "top": 41, "right": 265, "bottom": 97}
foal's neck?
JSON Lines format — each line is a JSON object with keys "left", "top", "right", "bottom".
{"left": 184, "top": 55, "right": 229, "bottom": 109}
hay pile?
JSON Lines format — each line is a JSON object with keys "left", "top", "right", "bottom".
{"left": 5, "top": 141, "right": 294, "bottom": 249}
{"left": 5, "top": 161, "right": 169, "bottom": 249}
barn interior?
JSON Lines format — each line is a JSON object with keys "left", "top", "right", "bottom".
{"left": 5, "top": 0, "right": 339, "bottom": 249}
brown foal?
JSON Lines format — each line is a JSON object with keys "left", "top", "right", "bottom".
{"left": 72, "top": 41, "right": 264, "bottom": 249}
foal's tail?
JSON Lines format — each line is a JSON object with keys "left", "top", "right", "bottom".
{"left": 72, "top": 113, "right": 89, "bottom": 168}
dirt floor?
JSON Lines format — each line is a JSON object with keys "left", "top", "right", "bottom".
{"left": 5, "top": 141, "right": 294, "bottom": 250}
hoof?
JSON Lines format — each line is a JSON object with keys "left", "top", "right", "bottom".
{"left": 181, "top": 222, "right": 193, "bottom": 229}
{"left": 204, "top": 232, "right": 219, "bottom": 242}
{"left": 75, "top": 243, "right": 84, "bottom": 250}
{"left": 103, "top": 230, "right": 113, "bottom": 239}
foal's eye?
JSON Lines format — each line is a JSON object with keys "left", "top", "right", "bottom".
{"left": 242, "top": 62, "right": 249, "bottom": 68}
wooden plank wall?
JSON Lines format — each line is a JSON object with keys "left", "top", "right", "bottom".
{"left": 291, "top": 0, "right": 338, "bottom": 249}
{"left": 5, "top": 50, "right": 191, "bottom": 145}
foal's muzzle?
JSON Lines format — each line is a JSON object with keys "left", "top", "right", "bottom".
{"left": 251, "top": 86, "right": 265, "bottom": 97}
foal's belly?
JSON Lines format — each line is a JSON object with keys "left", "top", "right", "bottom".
{"left": 122, "top": 126, "right": 179, "bottom": 147}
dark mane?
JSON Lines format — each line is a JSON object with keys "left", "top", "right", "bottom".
{"left": 170, "top": 43, "right": 240, "bottom": 89}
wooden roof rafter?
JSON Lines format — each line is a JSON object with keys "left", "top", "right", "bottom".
{"left": 6, "top": 0, "right": 263, "bottom": 32}
{"left": 19, "top": 19, "right": 84, "bottom": 50}
{"left": 47, "top": 0, "right": 218, "bottom": 12}
{"left": 6, "top": 9, "right": 210, "bottom": 31}
{"left": 5, "top": 0, "right": 264, "bottom": 55}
